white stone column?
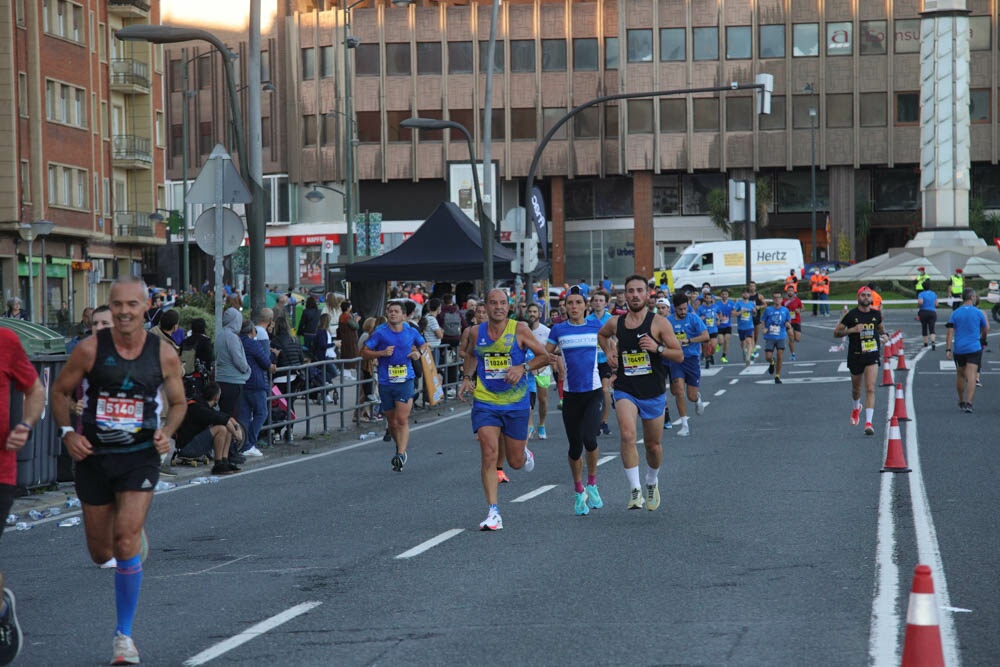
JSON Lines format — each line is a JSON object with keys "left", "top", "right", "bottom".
{"left": 919, "top": 0, "right": 971, "bottom": 230}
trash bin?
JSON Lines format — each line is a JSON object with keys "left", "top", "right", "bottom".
{"left": 0, "top": 319, "right": 68, "bottom": 355}
{"left": 12, "top": 354, "right": 69, "bottom": 490}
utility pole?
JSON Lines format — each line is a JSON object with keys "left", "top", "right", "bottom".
{"left": 481, "top": 0, "right": 499, "bottom": 292}
{"left": 247, "top": 0, "right": 266, "bottom": 314}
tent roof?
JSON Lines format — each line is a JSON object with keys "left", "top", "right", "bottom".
{"left": 346, "top": 201, "right": 545, "bottom": 282}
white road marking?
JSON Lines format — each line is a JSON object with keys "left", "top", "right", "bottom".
{"left": 793, "top": 362, "right": 817, "bottom": 367}
{"left": 740, "top": 365, "right": 768, "bottom": 375}
{"left": 701, "top": 367, "right": 723, "bottom": 376}
{"left": 183, "top": 601, "right": 323, "bottom": 666}
{"left": 838, "top": 361, "right": 850, "bottom": 373}
{"left": 512, "top": 485, "right": 558, "bottom": 503}
{"left": 713, "top": 389, "right": 726, "bottom": 397}
{"left": 728, "top": 378, "right": 739, "bottom": 385}
{"left": 939, "top": 360, "right": 957, "bottom": 371}
{"left": 395, "top": 529, "right": 464, "bottom": 559}
{"left": 596, "top": 455, "right": 616, "bottom": 466}
{"left": 942, "top": 606, "right": 973, "bottom": 613}
{"left": 787, "top": 370, "right": 814, "bottom": 374}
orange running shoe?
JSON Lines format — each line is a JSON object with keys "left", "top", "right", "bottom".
{"left": 850, "top": 408, "right": 861, "bottom": 426}
{"left": 497, "top": 469, "right": 510, "bottom": 484}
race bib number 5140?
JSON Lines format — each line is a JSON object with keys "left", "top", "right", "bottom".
{"left": 96, "top": 395, "right": 144, "bottom": 432}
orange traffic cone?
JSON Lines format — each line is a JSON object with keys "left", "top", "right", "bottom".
{"left": 893, "top": 383, "right": 910, "bottom": 421}
{"left": 892, "top": 331, "right": 902, "bottom": 356}
{"left": 880, "top": 360, "right": 895, "bottom": 387}
{"left": 900, "top": 565, "right": 944, "bottom": 667}
{"left": 881, "top": 416, "right": 911, "bottom": 473}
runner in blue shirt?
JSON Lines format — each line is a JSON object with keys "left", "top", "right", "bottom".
{"left": 714, "top": 289, "right": 734, "bottom": 364}
{"left": 733, "top": 289, "right": 757, "bottom": 366}
{"left": 696, "top": 293, "right": 719, "bottom": 369}
{"left": 549, "top": 288, "right": 605, "bottom": 516}
{"left": 761, "top": 291, "right": 793, "bottom": 384}
{"left": 361, "top": 301, "right": 428, "bottom": 471}
{"left": 586, "top": 291, "right": 613, "bottom": 437}
{"left": 945, "top": 287, "right": 989, "bottom": 412}
{"left": 917, "top": 284, "right": 939, "bottom": 350}
{"left": 667, "top": 292, "right": 709, "bottom": 437}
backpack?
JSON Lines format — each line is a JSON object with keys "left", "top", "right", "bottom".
{"left": 442, "top": 309, "right": 462, "bottom": 338}
{"left": 180, "top": 346, "right": 198, "bottom": 377}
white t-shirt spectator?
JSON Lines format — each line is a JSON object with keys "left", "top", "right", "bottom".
{"left": 424, "top": 312, "right": 443, "bottom": 348}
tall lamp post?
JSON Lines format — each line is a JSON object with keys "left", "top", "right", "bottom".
{"left": 400, "top": 117, "right": 494, "bottom": 288}
{"left": 322, "top": 109, "right": 357, "bottom": 265}
{"left": 805, "top": 83, "right": 818, "bottom": 263}
{"left": 115, "top": 24, "right": 267, "bottom": 315}
{"left": 340, "top": 0, "right": 366, "bottom": 265}
{"left": 19, "top": 220, "right": 54, "bottom": 324}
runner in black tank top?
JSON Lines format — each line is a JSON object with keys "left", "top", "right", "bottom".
{"left": 598, "top": 275, "right": 683, "bottom": 513}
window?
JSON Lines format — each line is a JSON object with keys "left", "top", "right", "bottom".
{"left": 448, "top": 42, "right": 473, "bottom": 74}
{"left": 103, "top": 178, "right": 110, "bottom": 216}
{"left": 93, "top": 174, "right": 99, "bottom": 213}
{"left": 594, "top": 178, "right": 633, "bottom": 216}
{"left": 45, "top": 80, "right": 87, "bottom": 128}
{"left": 874, "top": 168, "right": 919, "bottom": 211}
{"left": 479, "top": 108, "right": 504, "bottom": 139}
{"left": 301, "top": 47, "right": 315, "bottom": 80}
{"left": 416, "top": 42, "right": 441, "bottom": 75}
{"left": 199, "top": 121, "right": 213, "bottom": 154}
{"left": 605, "top": 37, "right": 619, "bottom": 70}
{"left": 970, "top": 89, "right": 990, "bottom": 122}
{"left": 895, "top": 92, "right": 919, "bottom": 124}
{"left": 970, "top": 16, "right": 991, "bottom": 51}
{"left": 449, "top": 109, "right": 474, "bottom": 138}
{"left": 412, "top": 110, "right": 443, "bottom": 140}
{"left": 574, "top": 107, "right": 600, "bottom": 138}
{"left": 76, "top": 169, "right": 87, "bottom": 208}
{"left": 261, "top": 50, "right": 271, "bottom": 82}
{"left": 100, "top": 101, "right": 107, "bottom": 137}
{"left": 261, "top": 116, "right": 271, "bottom": 148}
{"left": 320, "top": 46, "right": 334, "bottom": 78}
{"left": 793, "top": 23, "right": 819, "bottom": 57}
{"left": 776, "top": 170, "right": 828, "bottom": 212}
{"left": 726, "top": 97, "right": 753, "bottom": 131}
{"left": 542, "top": 39, "right": 566, "bottom": 71}
{"left": 827, "top": 22, "right": 852, "bottom": 56}
{"left": 169, "top": 60, "right": 181, "bottom": 92}
{"left": 726, "top": 26, "right": 751, "bottom": 60}
{"left": 759, "top": 95, "right": 786, "bottom": 129}
{"left": 61, "top": 168, "right": 71, "bottom": 206}
{"left": 170, "top": 124, "right": 182, "bottom": 158}
{"left": 18, "top": 73, "right": 28, "bottom": 117}
{"left": 693, "top": 27, "right": 718, "bottom": 60}
{"left": 604, "top": 104, "right": 619, "bottom": 137}
{"left": 894, "top": 19, "right": 920, "bottom": 53}
{"left": 659, "top": 99, "right": 686, "bottom": 132}
{"left": 302, "top": 115, "right": 317, "bottom": 145}
{"left": 627, "top": 100, "right": 653, "bottom": 133}
{"left": 510, "top": 40, "right": 535, "bottom": 72}
{"left": 355, "top": 44, "right": 379, "bottom": 76}
{"left": 47, "top": 165, "right": 56, "bottom": 204}
{"left": 760, "top": 25, "right": 785, "bottom": 58}
{"left": 693, "top": 98, "right": 719, "bottom": 131}
{"left": 75, "top": 88, "right": 85, "bottom": 127}
{"left": 860, "top": 93, "right": 886, "bottom": 127}
{"left": 653, "top": 175, "right": 679, "bottom": 214}
{"left": 860, "top": 20, "right": 887, "bottom": 55}
{"left": 826, "top": 94, "right": 853, "bottom": 128}
{"left": 385, "top": 111, "right": 413, "bottom": 142}
{"left": 511, "top": 108, "right": 536, "bottom": 140}
{"left": 573, "top": 38, "right": 598, "bottom": 71}
{"left": 155, "top": 111, "right": 164, "bottom": 146}
{"left": 565, "top": 181, "right": 594, "bottom": 219}
{"left": 793, "top": 95, "right": 818, "bottom": 129}
{"left": 478, "top": 41, "right": 504, "bottom": 73}
{"left": 386, "top": 43, "right": 411, "bottom": 76}
{"left": 15, "top": 0, "right": 24, "bottom": 25}
{"left": 542, "top": 108, "right": 567, "bottom": 139}
{"left": 198, "top": 55, "right": 211, "bottom": 88}
{"left": 72, "top": 4, "right": 83, "bottom": 42}
{"left": 20, "top": 161, "right": 30, "bottom": 204}
{"left": 626, "top": 29, "right": 653, "bottom": 63}
{"left": 660, "top": 28, "right": 685, "bottom": 61}
{"left": 355, "top": 111, "right": 380, "bottom": 142}
{"left": 682, "top": 173, "right": 725, "bottom": 214}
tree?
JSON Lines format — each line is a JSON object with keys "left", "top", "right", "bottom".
{"left": 707, "top": 188, "right": 730, "bottom": 237}
{"left": 970, "top": 197, "right": 1000, "bottom": 242}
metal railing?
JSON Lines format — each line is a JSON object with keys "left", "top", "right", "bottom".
{"left": 112, "top": 135, "right": 152, "bottom": 164}
{"left": 110, "top": 59, "right": 150, "bottom": 89}
{"left": 113, "top": 211, "right": 158, "bottom": 240}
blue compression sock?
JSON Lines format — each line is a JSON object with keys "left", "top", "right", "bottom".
{"left": 114, "top": 553, "right": 143, "bottom": 636}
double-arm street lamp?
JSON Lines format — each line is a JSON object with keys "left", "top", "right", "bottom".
{"left": 400, "top": 117, "right": 494, "bottom": 288}
{"left": 19, "top": 220, "right": 54, "bottom": 324}
{"left": 116, "top": 23, "right": 266, "bottom": 314}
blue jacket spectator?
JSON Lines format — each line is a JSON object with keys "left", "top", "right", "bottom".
{"left": 241, "top": 322, "right": 272, "bottom": 391}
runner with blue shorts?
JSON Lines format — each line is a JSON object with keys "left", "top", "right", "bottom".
{"left": 598, "top": 275, "right": 682, "bottom": 511}
{"left": 458, "top": 289, "right": 552, "bottom": 531}
{"left": 667, "top": 292, "right": 709, "bottom": 437}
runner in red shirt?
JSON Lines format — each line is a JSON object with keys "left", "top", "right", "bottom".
{"left": 782, "top": 288, "right": 804, "bottom": 361}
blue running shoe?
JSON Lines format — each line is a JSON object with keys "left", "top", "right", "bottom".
{"left": 585, "top": 484, "right": 603, "bottom": 509}
{"left": 574, "top": 491, "right": 590, "bottom": 516}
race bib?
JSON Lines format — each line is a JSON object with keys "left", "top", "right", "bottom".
{"left": 861, "top": 339, "right": 877, "bottom": 353}
{"left": 483, "top": 352, "right": 512, "bottom": 381}
{"left": 622, "top": 351, "right": 652, "bottom": 376}
{"left": 388, "top": 364, "right": 408, "bottom": 383}
{"left": 674, "top": 329, "right": 687, "bottom": 344}
{"left": 769, "top": 324, "right": 782, "bottom": 335}
{"left": 95, "top": 395, "right": 144, "bottom": 432}
{"left": 705, "top": 317, "right": 715, "bottom": 327}
{"left": 740, "top": 311, "right": 751, "bottom": 321}
{"left": 719, "top": 314, "right": 729, "bottom": 324}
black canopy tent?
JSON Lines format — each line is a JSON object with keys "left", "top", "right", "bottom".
{"left": 344, "top": 201, "right": 548, "bottom": 283}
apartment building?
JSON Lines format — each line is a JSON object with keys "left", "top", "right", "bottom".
{"left": 0, "top": 0, "right": 167, "bottom": 324}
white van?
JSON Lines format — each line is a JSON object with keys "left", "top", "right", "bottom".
{"left": 669, "top": 240, "right": 804, "bottom": 291}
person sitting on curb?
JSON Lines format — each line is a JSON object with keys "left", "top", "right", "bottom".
{"left": 173, "top": 382, "right": 243, "bottom": 475}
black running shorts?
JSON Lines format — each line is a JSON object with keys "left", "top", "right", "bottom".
{"left": 74, "top": 447, "right": 160, "bottom": 506}
{"left": 847, "top": 353, "right": 880, "bottom": 376}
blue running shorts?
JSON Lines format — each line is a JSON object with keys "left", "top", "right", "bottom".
{"left": 471, "top": 403, "right": 530, "bottom": 441}
{"left": 612, "top": 390, "right": 666, "bottom": 421}
{"left": 379, "top": 379, "right": 415, "bottom": 413}
{"left": 668, "top": 356, "right": 702, "bottom": 387}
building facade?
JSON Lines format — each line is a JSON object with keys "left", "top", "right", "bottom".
{"left": 166, "top": 0, "right": 1000, "bottom": 290}
{"left": 1, "top": 0, "right": 167, "bottom": 325}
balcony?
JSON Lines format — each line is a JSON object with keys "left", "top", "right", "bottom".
{"left": 112, "top": 135, "right": 153, "bottom": 169}
{"left": 110, "top": 59, "right": 150, "bottom": 93}
{"left": 108, "top": 0, "right": 150, "bottom": 17}
{"left": 113, "top": 212, "right": 166, "bottom": 246}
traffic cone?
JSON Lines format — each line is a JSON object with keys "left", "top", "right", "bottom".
{"left": 893, "top": 383, "right": 911, "bottom": 421}
{"left": 892, "top": 331, "right": 902, "bottom": 356}
{"left": 881, "top": 416, "right": 911, "bottom": 473}
{"left": 880, "top": 359, "right": 895, "bottom": 387}
{"left": 897, "top": 347, "right": 909, "bottom": 371}
{"left": 900, "top": 565, "right": 944, "bottom": 666}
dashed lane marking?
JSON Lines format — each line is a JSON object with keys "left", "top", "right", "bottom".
{"left": 713, "top": 389, "right": 726, "bottom": 397}
{"left": 596, "top": 455, "right": 616, "bottom": 466}
{"left": 512, "top": 485, "right": 558, "bottom": 503}
{"left": 395, "top": 529, "right": 464, "bottom": 559}
{"left": 701, "top": 367, "right": 723, "bottom": 376}
{"left": 739, "top": 365, "right": 768, "bottom": 375}
{"left": 183, "top": 601, "right": 323, "bottom": 666}
{"left": 787, "top": 370, "right": 814, "bottom": 374}
{"left": 729, "top": 379, "right": 739, "bottom": 385}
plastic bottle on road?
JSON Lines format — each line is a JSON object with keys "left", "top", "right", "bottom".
{"left": 27, "top": 509, "right": 47, "bottom": 521}
{"left": 155, "top": 481, "right": 177, "bottom": 491}
{"left": 58, "top": 517, "right": 82, "bottom": 527}
{"left": 65, "top": 497, "right": 81, "bottom": 508}
{"left": 13, "top": 522, "right": 31, "bottom": 531}
{"left": 190, "top": 476, "right": 220, "bottom": 485}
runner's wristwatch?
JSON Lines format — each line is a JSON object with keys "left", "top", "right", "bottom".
{"left": 656, "top": 344, "right": 665, "bottom": 355}
{"left": 59, "top": 426, "right": 75, "bottom": 440}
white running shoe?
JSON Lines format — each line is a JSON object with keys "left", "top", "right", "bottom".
{"left": 627, "top": 487, "right": 644, "bottom": 510}
{"left": 695, "top": 394, "right": 705, "bottom": 415}
{"left": 111, "top": 631, "right": 140, "bottom": 665}
{"left": 645, "top": 484, "right": 661, "bottom": 511}
{"left": 522, "top": 447, "right": 535, "bottom": 473}
{"left": 677, "top": 423, "right": 690, "bottom": 437}
{"left": 243, "top": 446, "right": 264, "bottom": 458}
{"left": 479, "top": 511, "right": 503, "bottom": 531}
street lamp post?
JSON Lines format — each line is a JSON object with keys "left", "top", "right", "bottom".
{"left": 19, "top": 220, "right": 54, "bottom": 324}
{"left": 115, "top": 24, "right": 267, "bottom": 315}
{"left": 322, "top": 109, "right": 356, "bottom": 265}
{"left": 806, "top": 83, "right": 818, "bottom": 263}
{"left": 400, "top": 117, "right": 494, "bottom": 288}
{"left": 341, "top": 0, "right": 365, "bottom": 265}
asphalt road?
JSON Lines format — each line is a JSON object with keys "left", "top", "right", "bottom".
{"left": 2, "top": 309, "right": 996, "bottom": 666}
